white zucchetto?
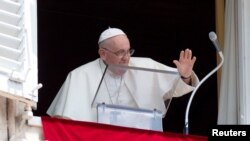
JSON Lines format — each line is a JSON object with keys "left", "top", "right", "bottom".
{"left": 98, "top": 27, "right": 126, "bottom": 44}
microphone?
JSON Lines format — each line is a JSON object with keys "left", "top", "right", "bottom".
{"left": 183, "top": 31, "right": 224, "bottom": 135}
{"left": 209, "top": 31, "right": 221, "bottom": 52}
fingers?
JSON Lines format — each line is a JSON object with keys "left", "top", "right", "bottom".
{"left": 173, "top": 60, "right": 180, "bottom": 67}
{"left": 180, "top": 48, "right": 195, "bottom": 60}
{"left": 191, "top": 56, "right": 197, "bottom": 64}
{"left": 184, "top": 48, "right": 192, "bottom": 59}
{"left": 179, "top": 50, "right": 184, "bottom": 60}
{"left": 175, "top": 48, "right": 196, "bottom": 65}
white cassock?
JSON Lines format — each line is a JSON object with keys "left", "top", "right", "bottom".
{"left": 47, "top": 57, "right": 199, "bottom": 122}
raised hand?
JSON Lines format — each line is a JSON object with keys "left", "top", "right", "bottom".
{"left": 173, "top": 48, "right": 196, "bottom": 79}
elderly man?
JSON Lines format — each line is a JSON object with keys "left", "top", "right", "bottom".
{"left": 47, "top": 27, "right": 199, "bottom": 122}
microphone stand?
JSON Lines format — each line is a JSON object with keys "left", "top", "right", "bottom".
{"left": 183, "top": 32, "right": 224, "bottom": 135}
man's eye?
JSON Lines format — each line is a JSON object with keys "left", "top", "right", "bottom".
{"left": 116, "top": 50, "right": 126, "bottom": 55}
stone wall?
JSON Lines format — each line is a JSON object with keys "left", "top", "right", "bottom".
{"left": 0, "top": 96, "right": 43, "bottom": 141}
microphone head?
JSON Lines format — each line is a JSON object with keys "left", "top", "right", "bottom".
{"left": 209, "top": 31, "right": 217, "bottom": 41}
{"left": 208, "top": 31, "right": 221, "bottom": 52}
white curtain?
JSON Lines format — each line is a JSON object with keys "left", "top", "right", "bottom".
{"left": 218, "top": 0, "right": 250, "bottom": 124}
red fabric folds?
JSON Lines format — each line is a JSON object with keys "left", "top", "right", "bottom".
{"left": 41, "top": 116, "right": 207, "bottom": 141}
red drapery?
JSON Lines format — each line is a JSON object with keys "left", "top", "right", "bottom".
{"left": 42, "top": 116, "right": 207, "bottom": 141}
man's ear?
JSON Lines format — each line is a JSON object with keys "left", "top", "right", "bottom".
{"left": 98, "top": 48, "right": 106, "bottom": 60}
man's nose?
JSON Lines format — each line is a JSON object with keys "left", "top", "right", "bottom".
{"left": 121, "top": 53, "right": 130, "bottom": 60}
